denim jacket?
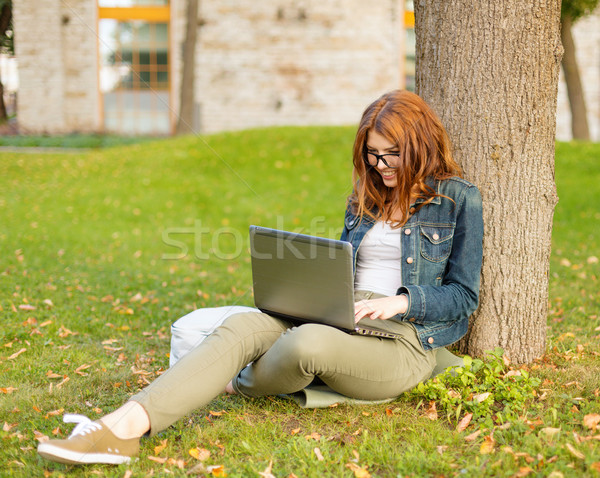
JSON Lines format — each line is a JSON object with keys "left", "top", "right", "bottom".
{"left": 340, "top": 177, "right": 484, "bottom": 351}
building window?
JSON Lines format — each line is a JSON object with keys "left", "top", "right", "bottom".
{"left": 98, "top": 1, "right": 171, "bottom": 135}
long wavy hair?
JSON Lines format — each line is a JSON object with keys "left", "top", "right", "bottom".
{"left": 350, "top": 90, "right": 461, "bottom": 226}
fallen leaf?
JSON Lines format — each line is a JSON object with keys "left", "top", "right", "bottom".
{"left": 0, "top": 387, "right": 18, "bottom": 394}
{"left": 3, "top": 422, "right": 17, "bottom": 432}
{"left": 583, "top": 414, "right": 600, "bottom": 432}
{"left": 187, "top": 463, "right": 208, "bottom": 475}
{"left": 514, "top": 467, "right": 533, "bottom": 477}
{"left": 75, "top": 364, "right": 92, "bottom": 375}
{"left": 473, "top": 392, "right": 491, "bottom": 403}
{"left": 465, "top": 429, "right": 482, "bottom": 441}
{"left": 424, "top": 401, "right": 438, "bottom": 420}
{"left": 8, "top": 348, "right": 27, "bottom": 360}
{"left": 447, "top": 389, "right": 461, "bottom": 399}
{"left": 18, "top": 304, "right": 36, "bottom": 311}
{"left": 45, "top": 409, "right": 64, "bottom": 418}
{"left": 46, "top": 370, "right": 62, "bottom": 379}
{"left": 456, "top": 413, "right": 473, "bottom": 432}
{"left": 290, "top": 427, "right": 301, "bottom": 435}
{"left": 147, "top": 456, "right": 167, "bottom": 464}
{"left": 189, "top": 447, "right": 211, "bottom": 461}
{"left": 123, "top": 471, "right": 133, "bottom": 478}
{"left": 565, "top": 443, "right": 585, "bottom": 459}
{"left": 304, "top": 432, "right": 321, "bottom": 441}
{"left": 345, "top": 463, "right": 371, "bottom": 478}
{"left": 33, "top": 430, "right": 49, "bottom": 443}
{"left": 207, "top": 464, "right": 227, "bottom": 476}
{"left": 480, "top": 434, "right": 495, "bottom": 454}
{"left": 436, "top": 445, "right": 448, "bottom": 455}
{"left": 313, "top": 447, "right": 324, "bottom": 461}
{"left": 258, "top": 460, "right": 275, "bottom": 478}
{"left": 540, "top": 427, "right": 561, "bottom": 438}
{"left": 154, "top": 438, "right": 168, "bottom": 455}
{"left": 589, "top": 462, "right": 600, "bottom": 473}
{"left": 209, "top": 410, "right": 225, "bottom": 417}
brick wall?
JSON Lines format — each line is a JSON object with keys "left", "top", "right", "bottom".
{"left": 13, "top": 0, "right": 98, "bottom": 134}
{"left": 172, "top": 0, "right": 404, "bottom": 133}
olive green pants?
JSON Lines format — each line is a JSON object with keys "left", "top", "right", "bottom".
{"left": 130, "top": 291, "right": 436, "bottom": 435}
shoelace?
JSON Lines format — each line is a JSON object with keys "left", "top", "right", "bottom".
{"left": 63, "top": 414, "right": 103, "bottom": 438}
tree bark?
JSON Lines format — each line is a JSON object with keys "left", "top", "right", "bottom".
{"left": 415, "top": 0, "right": 561, "bottom": 363}
{"left": 560, "top": 15, "right": 590, "bottom": 140}
{"left": 176, "top": 0, "right": 199, "bottom": 135}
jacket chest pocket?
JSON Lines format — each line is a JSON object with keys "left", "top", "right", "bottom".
{"left": 420, "top": 226, "right": 453, "bottom": 262}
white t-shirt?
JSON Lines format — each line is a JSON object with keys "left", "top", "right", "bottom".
{"left": 354, "top": 221, "right": 403, "bottom": 296}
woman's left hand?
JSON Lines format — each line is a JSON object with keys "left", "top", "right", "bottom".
{"left": 354, "top": 295, "right": 408, "bottom": 323}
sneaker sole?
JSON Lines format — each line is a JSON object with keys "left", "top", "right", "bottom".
{"left": 38, "top": 442, "right": 132, "bottom": 465}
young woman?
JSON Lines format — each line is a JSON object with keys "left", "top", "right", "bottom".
{"left": 38, "top": 90, "right": 483, "bottom": 465}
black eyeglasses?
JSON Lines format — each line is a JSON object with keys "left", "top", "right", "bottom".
{"left": 364, "top": 151, "right": 401, "bottom": 169}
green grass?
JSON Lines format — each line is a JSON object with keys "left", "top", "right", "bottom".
{"left": 0, "top": 130, "right": 599, "bottom": 477}
{"left": 0, "top": 134, "right": 153, "bottom": 149}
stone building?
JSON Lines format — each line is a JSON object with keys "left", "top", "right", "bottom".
{"left": 10, "top": 1, "right": 600, "bottom": 139}
{"left": 12, "top": 0, "right": 411, "bottom": 135}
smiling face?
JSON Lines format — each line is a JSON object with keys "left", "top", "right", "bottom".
{"left": 365, "top": 130, "right": 400, "bottom": 188}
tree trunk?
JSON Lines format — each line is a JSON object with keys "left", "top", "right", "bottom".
{"left": 415, "top": 0, "right": 561, "bottom": 363}
{"left": 0, "top": 2, "right": 11, "bottom": 122}
{"left": 0, "top": 79, "right": 7, "bottom": 121}
{"left": 176, "top": 0, "right": 199, "bottom": 135}
{"left": 560, "top": 15, "right": 590, "bottom": 141}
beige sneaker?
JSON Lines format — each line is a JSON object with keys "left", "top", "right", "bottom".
{"left": 37, "top": 414, "right": 140, "bottom": 465}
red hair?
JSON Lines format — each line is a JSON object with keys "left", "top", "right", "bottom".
{"left": 350, "top": 90, "right": 461, "bottom": 226}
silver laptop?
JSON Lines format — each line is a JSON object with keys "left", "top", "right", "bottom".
{"left": 249, "top": 225, "right": 402, "bottom": 339}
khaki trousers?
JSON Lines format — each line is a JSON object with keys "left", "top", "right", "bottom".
{"left": 130, "top": 291, "right": 436, "bottom": 435}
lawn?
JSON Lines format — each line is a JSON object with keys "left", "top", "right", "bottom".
{"left": 0, "top": 129, "right": 598, "bottom": 477}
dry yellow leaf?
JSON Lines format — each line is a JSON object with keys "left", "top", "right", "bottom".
{"left": 147, "top": 456, "right": 167, "bottom": 464}
{"left": 565, "top": 443, "right": 585, "bottom": 459}
{"left": 8, "top": 348, "right": 27, "bottom": 360}
{"left": 473, "top": 392, "right": 491, "bottom": 403}
{"left": 583, "top": 413, "right": 600, "bottom": 431}
{"left": 154, "top": 438, "right": 168, "bottom": 455}
{"left": 513, "top": 466, "right": 533, "bottom": 477}
{"left": 345, "top": 463, "right": 371, "bottom": 478}
{"left": 424, "top": 400, "right": 438, "bottom": 420}
{"left": 208, "top": 464, "right": 227, "bottom": 476}
{"left": 464, "top": 429, "right": 482, "bottom": 442}
{"left": 540, "top": 427, "right": 561, "bottom": 438}
{"left": 456, "top": 413, "right": 473, "bottom": 432}
{"left": 480, "top": 434, "right": 495, "bottom": 454}
{"left": 258, "top": 460, "right": 275, "bottom": 478}
{"left": 189, "top": 447, "right": 211, "bottom": 461}
{"left": 313, "top": 447, "right": 324, "bottom": 461}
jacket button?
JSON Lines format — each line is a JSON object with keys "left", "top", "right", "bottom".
{"left": 406, "top": 257, "right": 414, "bottom": 264}
{"left": 432, "top": 233, "right": 440, "bottom": 241}
{"left": 410, "top": 207, "right": 416, "bottom": 214}
{"left": 408, "top": 317, "right": 415, "bottom": 322}
{"left": 404, "top": 228, "right": 411, "bottom": 235}
{"left": 427, "top": 337, "right": 434, "bottom": 344}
